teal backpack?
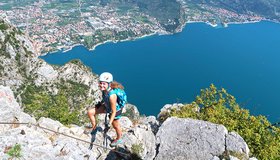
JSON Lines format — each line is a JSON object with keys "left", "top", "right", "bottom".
{"left": 115, "top": 88, "right": 127, "bottom": 109}
{"left": 108, "top": 88, "right": 127, "bottom": 110}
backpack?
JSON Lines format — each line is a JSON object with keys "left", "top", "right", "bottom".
{"left": 114, "top": 88, "right": 127, "bottom": 109}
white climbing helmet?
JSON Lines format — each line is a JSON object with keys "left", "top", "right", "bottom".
{"left": 99, "top": 72, "right": 113, "bottom": 83}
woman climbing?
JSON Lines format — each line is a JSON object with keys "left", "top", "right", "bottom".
{"left": 87, "top": 72, "right": 127, "bottom": 147}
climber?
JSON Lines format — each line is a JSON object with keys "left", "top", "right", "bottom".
{"left": 87, "top": 72, "right": 127, "bottom": 147}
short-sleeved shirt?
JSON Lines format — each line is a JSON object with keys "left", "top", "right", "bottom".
{"left": 102, "top": 89, "right": 122, "bottom": 113}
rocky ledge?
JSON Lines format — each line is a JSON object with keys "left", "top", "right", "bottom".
{"left": 0, "top": 85, "right": 258, "bottom": 160}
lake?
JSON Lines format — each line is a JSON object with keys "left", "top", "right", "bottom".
{"left": 41, "top": 21, "right": 280, "bottom": 123}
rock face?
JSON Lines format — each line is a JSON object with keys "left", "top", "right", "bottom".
{"left": 0, "top": 85, "right": 156, "bottom": 159}
{"left": 226, "top": 132, "right": 250, "bottom": 159}
{"left": 0, "top": 85, "right": 36, "bottom": 133}
{"left": 0, "top": 85, "right": 68, "bottom": 159}
{"left": 0, "top": 18, "right": 100, "bottom": 107}
{"left": 0, "top": 18, "right": 101, "bottom": 125}
{"left": 155, "top": 117, "right": 250, "bottom": 160}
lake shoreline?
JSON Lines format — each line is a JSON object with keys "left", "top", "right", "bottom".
{"left": 44, "top": 20, "right": 278, "bottom": 56}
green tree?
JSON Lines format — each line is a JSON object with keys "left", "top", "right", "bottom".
{"left": 164, "top": 84, "right": 280, "bottom": 159}
{"left": 22, "top": 82, "right": 89, "bottom": 126}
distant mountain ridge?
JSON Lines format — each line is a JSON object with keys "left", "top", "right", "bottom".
{"left": 195, "top": 0, "right": 280, "bottom": 19}
{"left": 94, "top": 0, "right": 280, "bottom": 30}
{"left": 95, "top": 0, "right": 280, "bottom": 27}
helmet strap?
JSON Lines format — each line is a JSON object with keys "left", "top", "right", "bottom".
{"left": 106, "top": 82, "right": 111, "bottom": 92}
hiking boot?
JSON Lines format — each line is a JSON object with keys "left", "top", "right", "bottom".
{"left": 110, "top": 139, "right": 122, "bottom": 147}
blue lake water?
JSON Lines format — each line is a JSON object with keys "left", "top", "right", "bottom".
{"left": 41, "top": 21, "right": 280, "bottom": 122}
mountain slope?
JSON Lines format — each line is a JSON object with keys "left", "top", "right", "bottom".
{"left": 185, "top": 0, "right": 280, "bottom": 20}
{"left": 0, "top": 18, "right": 100, "bottom": 125}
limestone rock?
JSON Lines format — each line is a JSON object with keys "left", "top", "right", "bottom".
{"left": 6, "top": 42, "right": 16, "bottom": 59}
{"left": 34, "top": 62, "right": 58, "bottom": 85}
{"left": 133, "top": 124, "right": 156, "bottom": 159}
{"left": 0, "top": 85, "right": 35, "bottom": 133}
{"left": 138, "top": 116, "right": 159, "bottom": 134}
{"left": 159, "top": 103, "right": 185, "bottom": 114}
{"left": 0, "top": 127, "right": 57, "bottom": 159}
{"left": 155, "top": 117, "right": 251, "bottom": 160}
{"left": 117, "top": 123, "right": 156, "bottom": 160}
{"left": 123, "top": 103, "right": 140, "bottom": 120}
{"left": 0, "top": 86, "right": 97, "bottom": 159}
{"left": 226, "top": 132, "right": 250, "bottom": 160}
{"left": 96, "top": 115, "right": 156, "bottom": 160}
{"left": 37, "top": 117, "right": 63, "bottom": 135}
{"left": 57, "top": 62, "right": 98, "bottom": 88}
{"left": 119, "top": 116, "right": 134, "bottom": 129}
{"left": 157, "top": 103, "right": 200, "bottom": 123}
{"left": 155, "top": 117, "right": 227, "bottom": 160}
{"left": 16, "top": 34, "right": 36, "bottom": 55}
